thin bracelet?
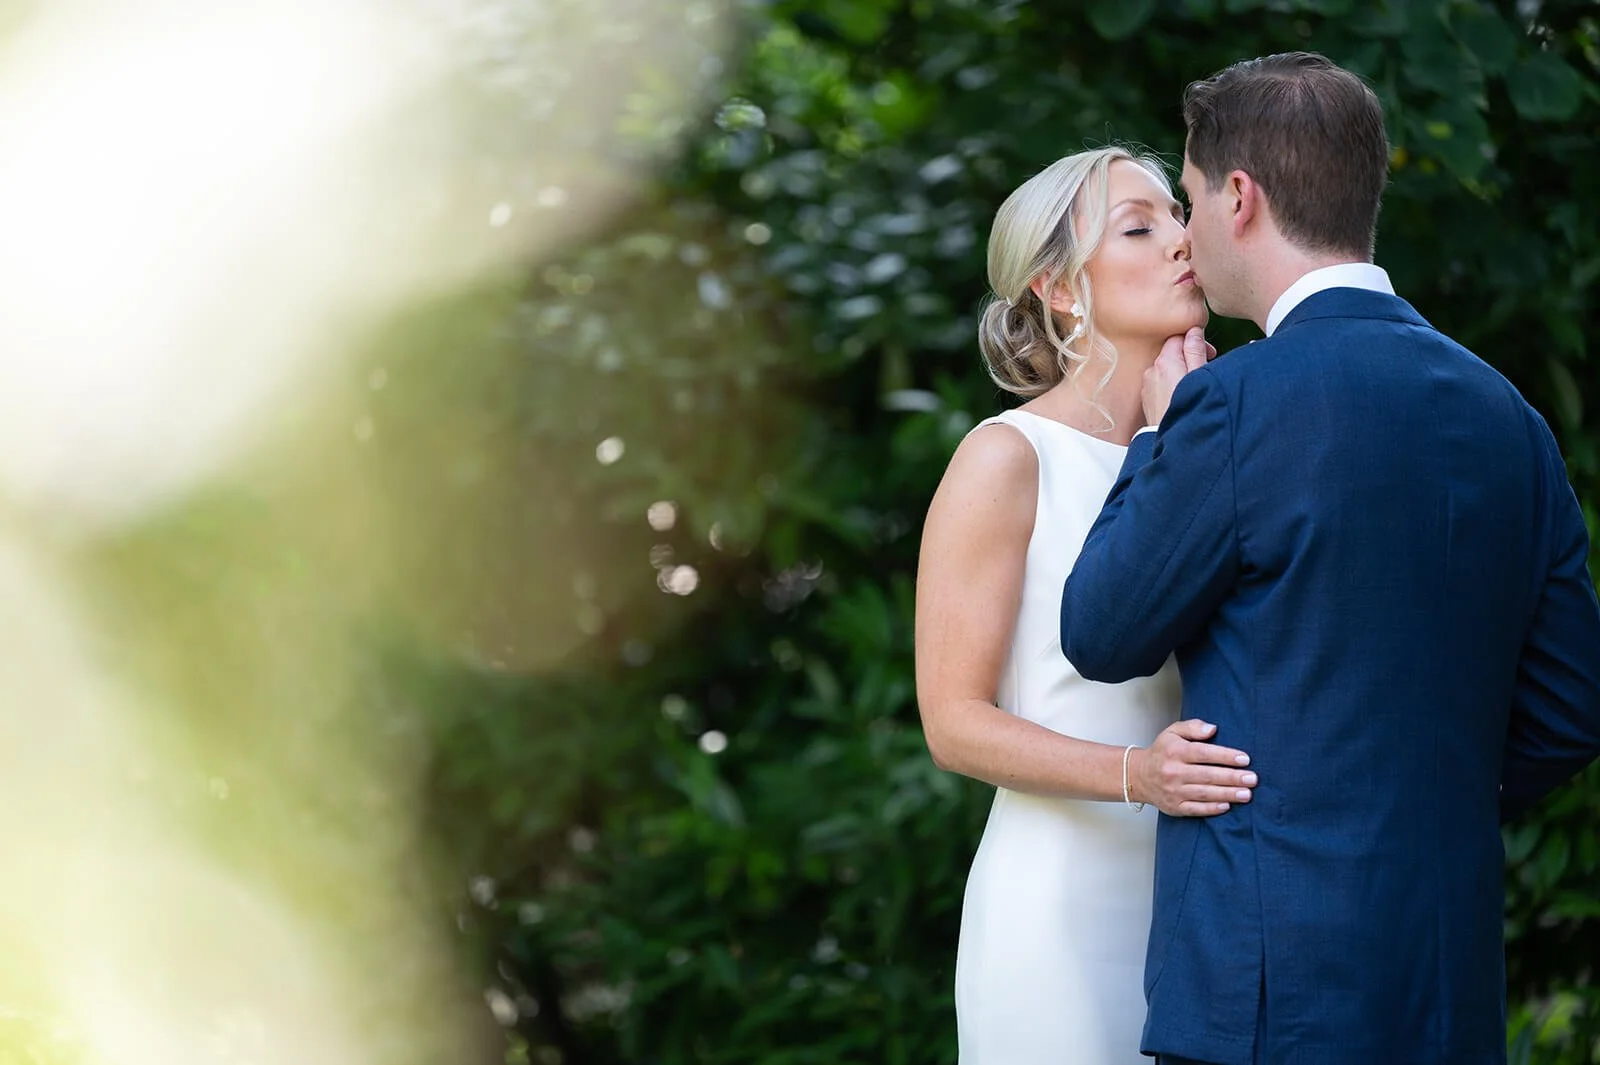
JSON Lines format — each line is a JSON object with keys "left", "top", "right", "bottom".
{"left": 1122, "top": 744, "right": 1146, "bottom": 812}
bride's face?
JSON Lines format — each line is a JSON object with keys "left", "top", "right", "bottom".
{"left": 1079, "top": 160, "right": 1207, "bottom": 350}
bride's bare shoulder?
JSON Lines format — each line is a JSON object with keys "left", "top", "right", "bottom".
{"left": 923, "top": 418, "right": 1038, "bottom": 539}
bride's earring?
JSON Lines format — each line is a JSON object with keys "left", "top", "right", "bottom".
{"left": 1066, "top": 301, "right": 1085, "bottom": 343}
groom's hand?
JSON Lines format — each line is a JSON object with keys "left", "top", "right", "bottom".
{"left": 1141, "top": 327, "right": 1214, "bottom": 428}
{"left": 1130, "top": 718, "right": 1256, "bottom": 817}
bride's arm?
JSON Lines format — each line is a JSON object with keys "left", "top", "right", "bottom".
{"left": 914, "top": 423, "right": 1254, "bottom": 814}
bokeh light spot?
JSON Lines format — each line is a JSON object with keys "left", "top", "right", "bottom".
{"left": 661, "top": 565, "right": 699, "bottom": 596}
{"left": 647, "top": 500, "right": 678, "bottom": 531}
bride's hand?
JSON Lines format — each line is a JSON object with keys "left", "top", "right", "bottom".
{"left": 1141, "top": 327, "right": 1216, "bottom": 428}
{"left": 1128, "top": 719, "right": 1256, "bottom": 817}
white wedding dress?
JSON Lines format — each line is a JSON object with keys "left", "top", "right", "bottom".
{"left": 955, "top": 410, "right": 1181, "bottom": 1064}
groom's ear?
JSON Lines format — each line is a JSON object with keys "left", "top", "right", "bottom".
{"left": 1228, "top": 170, "right": 1260, "bottom": 237}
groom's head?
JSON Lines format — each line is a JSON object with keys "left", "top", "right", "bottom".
{"left": 1179, "top": 53, "right": 1389, "bottom": 322}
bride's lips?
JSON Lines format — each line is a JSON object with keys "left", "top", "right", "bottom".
{"left": 1175, "top": 270, "right": 1197, "bottom": 286}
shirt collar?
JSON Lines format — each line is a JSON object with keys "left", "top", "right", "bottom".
{"left": 1264, "top": 263, "right": 1395, "bottom": 337}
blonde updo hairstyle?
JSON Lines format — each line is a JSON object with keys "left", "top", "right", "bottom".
{"left": 978, "top": 146, "right": 1172, "bottom": 412}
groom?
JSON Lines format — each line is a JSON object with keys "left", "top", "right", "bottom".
{"left": 1060, "top": 53, "right": 1600, "bottom": 1065}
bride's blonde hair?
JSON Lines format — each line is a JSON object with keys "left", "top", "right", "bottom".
{"left": 978, "top": 147, "right": 1172, "bottom": 416}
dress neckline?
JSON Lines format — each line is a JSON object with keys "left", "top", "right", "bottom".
{"left": 1005, "top": 408, "right": 1131, "bottom": 451}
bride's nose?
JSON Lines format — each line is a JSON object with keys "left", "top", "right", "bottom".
{"left": 1169, "top": 227, "right": 1191, "bottom": 261}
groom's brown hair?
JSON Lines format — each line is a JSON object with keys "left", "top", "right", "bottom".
{"left": 1183, "top": 52, "right": 1389, "bottom": 258}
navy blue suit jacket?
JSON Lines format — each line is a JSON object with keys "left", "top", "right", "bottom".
{"left": 1060, "top": 289, "right": 1600, "bottom": 1065}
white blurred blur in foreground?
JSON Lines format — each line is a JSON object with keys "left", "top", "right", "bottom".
{"left": 0, "top": 0, "right": 728, "bottom": 1060}
{"left": 0, "top": 0, "right": 431, "bottom": 526}
{"left": 0, "top": 0, "right": 717, "bottom": 529}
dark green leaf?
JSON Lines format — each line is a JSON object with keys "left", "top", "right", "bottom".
{"left": 1086, "top": 0, "right": 1159, "bottom": 40}
{"left": 1504, "top": 824, "right": 1541, "bottom": 864}
{"left": 1507, "top": 52, "right": 1584, "bottom": 121}
{"left": 1548, "top": 358, "right": 1584, "bottom": 429}
{"left": 802, "top": 0, "right": 894, "bottom": 45}
{"left": 1401, "top": 30, "right": 1470, "bottom": 95}
{"left": 1297, "top": 0, "right": 1355, "bottom": 13}
{"left": 1449, "top": 4, "right": 1517, "bottom": 75}
{"left": 1347, "top": 0, "right": 1409, "bottom": 36}
{"left": 1415, "top": 103, "right": 1493, "bottom": 180}
{"left": 1548, "top": 891, "right": 1600, "bottom": 920}
{"left": 1340, "top": 40, "right": 1387, "bottom": 81}
{"left": 1537, "top": 830, "right": 1572, "bottom": 888}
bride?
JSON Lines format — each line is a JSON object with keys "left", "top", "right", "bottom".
{"left": 914, "top": 146, "right": 1258, "bottom": 1063}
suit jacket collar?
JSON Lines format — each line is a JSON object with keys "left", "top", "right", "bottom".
{"left": 1274, "top": 287, "right": 1431, "bottom": 334}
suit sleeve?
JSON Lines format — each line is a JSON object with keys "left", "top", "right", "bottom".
{"left": 1500, "top": 417, "right": 1600, "bottom": 821}
{"left": 1060, "top": 367, "right": 1240, "bottom": 682}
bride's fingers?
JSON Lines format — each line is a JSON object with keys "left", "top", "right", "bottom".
{"left": 1175, "top": 765, "right": 1257, "bottom": 789}
{"left": 1171, "top": 786, "right": 1249, "bottom": 816}
{"left": 1184, "top": 784, "right": 1254, "bottom": 804}
{"left": 1176, "top": 801, "right": 1233, "bottom": 817}
{"left": 1165, "top": 718, "right": 1220, "bottom": 742}
{"left": 1157, "top": 332, "right": 1189, "bottom": 365}
{"left": 1181, "top": 740, "right": 1251, "bottom": 767}
{"left": 1182, "top": 327, "right": 1210, "bottom": 370}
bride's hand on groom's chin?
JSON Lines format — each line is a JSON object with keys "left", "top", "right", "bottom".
{"left": 1130, "top": 718, "right": 1257, "bottom": 817}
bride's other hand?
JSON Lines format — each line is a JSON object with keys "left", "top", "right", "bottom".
{"left": 1129, "top": 718, "right": 1255, "bottom": 817}
{"left": 1141, "top": 327, "right": 1215, "bottom": 427}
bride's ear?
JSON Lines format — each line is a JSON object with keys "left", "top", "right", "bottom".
{"left": 1028, "top": 275, "right": 1078, "bottom": 316}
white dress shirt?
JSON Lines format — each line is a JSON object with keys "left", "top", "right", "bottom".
{"left": 1263, "top": 261, "right": 1394, "bottom": 336}
{"left": 1131, "top": 262, "right": 1395, "bottom": 438}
